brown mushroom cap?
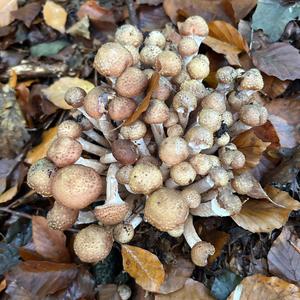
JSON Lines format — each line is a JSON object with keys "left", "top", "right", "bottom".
{"left": 178, "top": 16, "right": 209, "bottom": 37}
{"left": 27, "top": 158, "right": 58, "bottom": 197}
{"left": 189, "top": 153, "right": 213, "bottom": 176}
{"left": 239, "top": 68, "right": 264, "bottom": 91}
{"left": 144, "top": 187, "right": 188, "bottom": 231}
{"left": 94, "top": 42, "right": 133, "bottom": 77}
{"left": 144, "top": 31, "right": 166, "bottom": 49}
{"left": 201, "top": 92, "right": 226, "bottom": 113}
{"left": 191, "top": 241, "right": 215, "bottom": 267}
{"left": 73, "top": 225, "right": 113, "bottom": 263}
{"left": 228, "top": 91, "right": 251, "bottom": 111}
{"left": 47, "top": 201, "right": 79, "bottom": 231}
{"left": 198, "top": 108, "right": 222, "bottom": 133}
{"left": 111, "top": 139, "right": 139, "bottom": 165}
{"left": 51, "top": 165, "right": 103, "bottom": 209}
{"left": 124, "top": 44, "right": 140, "bottom": 65}
{"left": 240, "top": 104, "right": 268, "bottom": 126}
{"left": 170, "top": 162, "right": 196, "bottom": 186}
{"left": 152, "top": 77, "right": 172, "bottom": 101}
{"left": 209, "top": 167, "right": 229, "bottom": 187}
{"left": 115, "top": 24, "right": 143, "bottom": 47}
{"left": 113, "top": 223, "right": 135, "bottom": 244}
{"left": 155, "top": 50, "right": 182, "bottom": 77}
{"left": 187, "top": 55, "right": 209, "bottom": 80}
{"left": 144, "top": 99, "right": 169, "bottom": 124}
{"left": 129, "top": 163, "right": 163, "bottom": 194}
{"left": 140, "top": 45, "right": 162, "bottom": 66}
{"left": 178, "top": 37, "right": 199, "bottom": 57}
{"left": 184, "top": 126, "right": 214, "bottom": 152}
{"left": 173, "top": 90, "right": 197, "bottom": 115}
{"left": 173, "top": 69, "right": 191, "bottom": 87}
{"left": 57, "top": 120, "right": 82, "bottom": 139}
{"left": 167, "top": 124, "right": 184, "bottom": 137}
{"left": 120, "top": 120, "right": 147, "bottom": 141}
{"left": 218, "top": 187, "right": 242, "bottom": 215}
{"left": 219, "top": 144, "right": 246, "bottom": 170}
{"left": 108, "top": 96, "right": 137, "bottom": 121}
{"left": 163, "top": 110, "right": 179, "bottom": 128}
{"left": 47, "top": 137, "right": 82, "bottom": 167}
{"left": 64, "top": 87, "right": 86, "bottom": 108}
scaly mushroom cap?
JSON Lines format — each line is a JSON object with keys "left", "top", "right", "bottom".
{"left": 64, "top": 87, "right": 86, "bottom": 108}
{"left": 73, "top": 225, "right": 113, "bottom": 263}
{"left": 167, "top": 124, "right": 184, "bottom": 137}
{"left": 155, "top": 50, "right": 182, "bottom": 77}
{"left": 185, "top": 126, "right": 214, "bottom": 152}
{"left": 94, "top": 42, "right": 133, "bottom": 77}
{"left": 198, "top": 108, "right": 222, "bottom": 133}
{"left": 144, "top": 31, "right": 166, "bottom": 48}
{"left": 170, "top": 162, "right": 196, "bottom": 186}
{"left": 209, "top": 167, "right": 229, "bottom": 187}
{"left": 115, "top": 24, "right": 143, "bottom": 47}
{"left": 51, "top": 165, "right": 103, "bottom": 209}
{"left": 113, "top": 223, "right": 135, "bottom": 244}
{"left": 218, "top": 187, "right": 242, "bottom": 215}
{"left": 152, "top": 77, "right": 172, "bottom": 101}
{"left": 144, "top": 188, "right": 189, "bottom": 231}
{"left": 57, "top": 120, "right": 82, "bottom": 139}
{"left": 159, "top": 136, "right": 189, "bottom": 166}
{"left": 173, "top": 69, "right": 191, "bottom": 87}
{"left": 191, "top": 241, "right": 215, "bottom": 267}
{"left": 120, "top": 120, "right": 147, "bottom": 141}
{"left": 189, "top": 153, "right": 213, "bottom": 176}
{"left": 111, "top": 139, "right": 139, "bottom": 165}
{"left": 222, "top": 111, "right": 234, "bottom": 127}
{"left": 116, "top": 165, "right": 133, "bottom": 185}
{"left": 173, "top": 90, "right": 197, "bottom": 114}
{"left": 240, "top": 104, "right": 268, "bottom": 126}
{"left": 47, "top": 137, "right": 82, "bottom": 167}
{"left": 47, "top": 201, "right": 79, "bottom": 231}
{"left": 27, "top": 158, "right": 58, "bottom": 197}
{"left": 219, "top": 144, "right": 246, "bottom": 170}
{"left": 108, "top": 96, "right": 137, "bottom": 121}
{"left": 187, "top": 55, "right": 209, "bottom": 80}
{"left": 115, "top": 67, "right": 148, "bottom": 98}
{"left": 124, "top": 44, "right": 140, "bottom": 65}
{"left": 129, "top": 163, "right": 163, "bottom": 194}
{"left": 201, "top": 92, "right": 226, "bottom": 113}
{"left": 144, "top": 99, "right": 169, "bottom": 124}
{"left": 178, "top": 37, "right": 198, "bottom": 57}
{"left": 239, "top": 68, "right": 264, "bottom": 91}
{"left": 181, "top": 188, "right": 201, "bottom": 209}
{"left": 94, "top": 202, "right": 130, "bottom": 225}
{"left": 180, "top": 79, "right": 207, "bottom": 100}
{"left": 216, "top": 66, "right": 238, "bottom": 84}
{"left": 178, "top": 16, "right": 209, "bottom": 37}
{"left": 231, "top": 172, "right": 254, "bottom": 195}
{"left": 163, "top": 110, "right": 179, "bottom": 128}
{"left": 228, "top": 91, "right": 251, "bottom": 111}
{"left": 140, "top": 45, "right": 162, "bottom": 66}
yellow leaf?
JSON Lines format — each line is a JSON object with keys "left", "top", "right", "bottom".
{"left": 25, "top": 127, "right": 58, "bottom": 164}
{"left": 228, "top": 274, "right": 300, "bottom": 300}
{"left": 0, "top": 0, "right": 18, "bottom": 28}
{"left": 0, "top": 278, "right": 6, "bottom": 293}
{"left": 43, "top": 1, "right": 67, "bottom": 33}
{"left": 0, "top": 185, "right": 18, "bottom": 204}
{"left": 121, "top": 245, "right": 165, "bottom": 292}
{"left": 42, "top": 77, "right": 94, "bottom": 109}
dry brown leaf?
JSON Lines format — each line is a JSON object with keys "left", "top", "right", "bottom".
{"left": 124, "top": 72, "right": 160, "bottom": 126}
{"left": 42, "top": 77, "right": 94, "bottom": 109}
{"left": 0, "top": 185, "right": 18, "bottom": 204}
{"left": 25, "top": 126, "right": 58, "bottom": 164}
{"left": 227, "top": 274, "right": 300, "bottom": 300}
{"left": 0, "top": 0, "right": 18, "bottom": 27}
{"left": 43, "top": 1, "right": 67, "bottom": 33}
{"left": 232, "top": 186, "right": 300, "bottom": 233}
{"left": 230, "top": 0, "right": 257, "bottom": 23}
{"left": 121, "top": 245, "right": 165, "bottom": 292}
{"left": 155, "top": 279, "right": 214, "bottom": 300}
{"left": 11, "top": 2, "right": 42, "bottom": 28}
{"left": 0, "top": 279, "right": 6, "bottom": 293}
{"left": 268, "top": 227, "right": 300, "bottom": 283}
{"left": 262, "top": 75, "right": 290, "bottom": 99}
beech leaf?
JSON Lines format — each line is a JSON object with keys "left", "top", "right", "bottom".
{"left": 0, "top": 0, "right": 18, "bottom": 28}
{"left": 11, "top": 2, "right": 41, "bottom": 28}
{"left": 262, "top": 75, "right": 289, "bottom": 99}
{"left": 43, "top": 1, "right": 67, "bottom": 33}
{"left": 0, "top": 185, "right": 18, "bottom": 204}
{"left": 121, "top": 245, "right": 165, "bottom": 292}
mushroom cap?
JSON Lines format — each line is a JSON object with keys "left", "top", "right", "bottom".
{"left": 124, "top": 44, "right": 140, "bottom": 65}
{"left": 115, "top": 24, "right": 143, "bottom": 47}
{"left": 94, "top": 202, "right": 130, "bottom": 225}
{"left": 208, "top": 166, "right": 229, "bottom": 187}
{"left": 178, "top": 16, "right": 209, "bottom": 37}
{"left": 228, "top": 91, "right": 251, "bottom": 111}
{"left": 111, "top": 139, "right": 139, "bottom": 165}
{"left": 51, "top": 165, "right": 103, "bottom": 209}
{"left": 152, "top": 77, "right": 172, "bottom": 101}
{"left": 216, "top": 66, "right": 238, "bottom": 84}
{"left": 198, "top": 108, "right": 222, "bottom": 133}
{"left": 159, "top": 136, "right": 189, "bottom": 166}
{"left": 57, "top": 120, "right": 82, "bottom": 139}
{"left": 115, "top": 67, "right": 148, "bottom": 98}
{"left": 144, "top": 99, "right": 169, "bottom": 124}
{"left": 178, "top": 36, "right": 199, "bottom": 57}
{"left": 167, "top": 224, "right": 185, "bottom": 238}
{"left": 185, "top": 126, "right": 214, "bottom": 152}
{"left": 163, "top": 110, "right": 179, "bottom": 128}
{"left": 120, "top": 120, "right": 147, "bottom": 141}
{"left": 116, "top": 165, "right": 133, "bottom": 185}
{"left": 155, "top": 50, "right": 182, "bottom": 77}
{"left": 27, "top": 158, "right": 58, "bottom": 197}
{"left": 94, "top": 42, "right": 133, "bottom": 77}
{"left": 64, "top": 87, "right": 86, "bottom": 108}
{"left": 187, "top": 55, "right": 209, "bottom": 80}
{"left": 136, "top": 155, "right": 160, "bottom": 166}
{"left": 47, "top": 201, "right": 79, "bottom": 231}
{"left": 144, "top": 31, "right": 166, "bottom": 48}
{"left": 218, "top": 187, "right": 242, "bottom": 215}
{"left": 73, "top": 225, "right": 113, "bottom": 263}
{"left": 181, "top": 188, "right": 201, "bottom": 209}
{"left": 129, "top": 163, "right": 163, "bottom": 194}
{"left": 216, "top": 132, "right": 230, "bottom": 147}
{"left": 209, "top": 155, "right": 221, "bottom": 167}
{"left": 222, "top": 111, "right": 234, "bottom": 127}
{"left": 239, "top": 68, "right": 264, "bottom": 91}
{"left": 190, "top": 153, "right": 213, "bottom": 176}
{"left": 170, "top": 162, "right": 196, "bottom": 186}
{"left": 140, "top": 45, "right": 162, "bottom": 66}
{"left": 172, "top": 69, "right": 191, "bottom": 87}
{"left": 108, "top": 96, "right": 137, "bottom": 121}
{"left": 191, "top": 241, "right": 215, "bottom": 267}
{"left": 240, "top": 103, "right": 268, "bottom": 126}
{"left": 167, "top": 124, "right": 184, "bottom": 137}
{"left": 144, "top": 188, "right": 188, "bottom": 231}
{"left": 231, "top": 172, "right": 254, "bottom": 194}
{"left": 47, "top": 137, "right": 82, "bottom": 168}
{"left": 113, "top": 223, "right": 135, "bottom": 244}
{"left": 219, "top": 146, "right": 246, "bottom": 170}
{"left": 201, "top": 92, "right": 226, "bottom": 113}
{"left": 180, "top": 79, "right": 207, "bottom": 100}
{"left": 173, "top": 90, "right": 197, "bottom": 114}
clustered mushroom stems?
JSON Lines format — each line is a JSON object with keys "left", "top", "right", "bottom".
{"left": 26, "top": 15, "right": 269, "bottom": 265}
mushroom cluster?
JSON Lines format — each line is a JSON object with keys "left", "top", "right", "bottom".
{"left": 27, "top": 16, "right": 268, "bottom": 267}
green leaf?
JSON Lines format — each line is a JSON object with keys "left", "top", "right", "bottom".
{"left": 30, "top": 40, "right": 69, "bottom": 57}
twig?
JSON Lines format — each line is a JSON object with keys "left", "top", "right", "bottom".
{"left": 0, "top": 207, "right": 32, "bottom": 219}
{"left": 125, "top": 0, "right": 139, "bottom": 28}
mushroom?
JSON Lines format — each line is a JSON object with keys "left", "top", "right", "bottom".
{"left": 94, "top": 163, "right": 130, "bottom": 225}
{"left": 237, "top": 68, "right": 264, "bottom": 98}
{"left": 167, "top": 124, "right": 184, "bottom": 137}
{"left": 181, "top": 188, "right": 201, "bottom": 209}
{"left": 178, "top": 36, "right": 199, "bottom": 65}
{"left": 183, "top": 215, "right": 215, "bottom": 267}
{"left": 115, "top": 24, "right": 143, "bottom": 47}
{"left": 189, "top": 154, "right": 216, "bottom": 176}
{"left": 73, "top": 224, "right": 113, "bottom": 263}
{"left": 124, "top": 44, "right": 140, "bottom": 66}
{"left": 201, "top": 91, "right": 226, "bottom": 113}
{"left": 186, "top": 55, "right": 209, "bottom": 81}
{"left": 117, "top": 285, "right": 132, "bottom": 300}
{"left": 163, "top": 110, "right": 179, "bottom": 128}
{"left": 116, "top": 165, "right": 134, "bottom": 185}
{"left": 180, "top": 79, "right": 207, "bottom": 102}
{"left": 108, "top": 96, "right": 137, "bottom": 122}
{"left": 228, "top": 90, "right": 251, "bottom": 112}
{"left": 215, "top": 66, "right": 238, "bottom": 94}
{"left": 197, "top": 108, "right": 222, "bottom": 133}
{"left": 173, "top": 69, "right": 191, "bottom": 87}
{"left": 154, "top": 50, "right": 182, "bottom": 78}
{"left": 140, "top": 45, "right": 162, "bottom": 67}
{"left": 231, "top": 172, "right": 255, "bottom": 195}
{"left": 144, "top": 30, "right": 166, "bottom": 48}
{"left": 218, "top": 143, "right": 246, "bottom": 170}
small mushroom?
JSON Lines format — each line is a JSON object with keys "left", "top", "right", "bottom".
{"left": 181, "top": 188, "right": 201, "bottom": 209}
{"left": 144, "top": 30, "right": 166, "bottom": 48}
{"left": 140, "top": 45, "right": 162, "bottom": 67}
{"left": 218, "top": 143, "right": 246, "bottom": 170}
{"left": 201, "top": 91, "right": 226, "bottom": 113}
{"left": 155, "top": 50, "right": 182, "bottom": 77}
{"left": 231, "top": 172, "right": 255, "bottom": 195}
{"left": 178, "top": 36, "right": 199, "bottom": 65}
{"left": 187, "top": 55, "right": 209, "bottom": 81}
{"left": 116, "top": 165, "right": 134, "bottom": 185}
{"left": 180, "top": 79, "right": 207, "bottom": 101}
{"left": 115, "top": 24, "right": 143, "bottom": 47}
{"left": 197, "top": 108, "right": 222, "bottom": 133}
{"left": 215, "top": 66, "right": 238, "bottom": 94}
{"left": 167, "top": 124, "right": 184, "bottom": 137}
{"left": 166, "top": 161, "right": 196, "bottom": 188}
{"left": 108, "top": 96, "right": 137, "bottom": 122}
{"left": 238, "top": 68, "right": 264, "bottom": 97}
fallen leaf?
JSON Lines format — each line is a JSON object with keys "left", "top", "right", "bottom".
{"left": 97, "top": 284, "right": 121, "bottom": 300}
{"left": 252, "top": 43, "right": 300, "bottom": 80}
{"left": 30, "top": 40, "right": 70, "bottom": 57}
{"left": 25, "top": 126, "right": 58, "bottom": 164}
{"left": 121, "top": 245, "right": 165, "bottom": 292}
{"left": 268, "top": 227, "right": 300, "bottom": 283}
{"left": 0, "top": 185, "right": 18, "bottom": 204}
{"left": 124, "top": 72, "right": 160, "bottom": 126}
{"left": 159, "top": 258, "right": 194, "bottom": 294}
{"left": 155, "top": 278, "right": 214, "bottom": 300}
{"left": 67, "top": 16, "right": 90, "bottom": 39}
{"left": 262, "top": 75, "right": 290, "bottom": 99}
{"left": 0, "top": 279, "right": 6, "bottom": 293}
{"left": 42, "top": 77, "right": 94, "bottom": 109}
{"left": 11, "top": 2, "right": 41, "bottom": 28}
{"left": 227, "top": 274, "right": 300, "bottom": 300}
{"left": 32, "top": 216, "right": 70, "bottom": 263}
{"left": 0, "top": 0, "right": 18, "bottom": 28}
{"left": 232, "top": 186, "right": 300, "bottom": 233}
{"left": 230, "top": 0, "right": 257, "bottom": 23}
{"left": 43, "top": 1, "right": 67, "bottom": 33}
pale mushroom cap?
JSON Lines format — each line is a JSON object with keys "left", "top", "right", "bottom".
{"left": 190, "top": 153, "right": 213, "bottom": 176}
{"left": 218, "top": 187, "right": 242, "bottom": 215}
{"left": 222, "top": 111, "right": 234, "bottom": 127}
{"left": 124, "top": 44, "right": 140, "bottom": 65}
{"left": 140, "top": 45, "right": 162, "bottom": 66}
{"left": 163, "top": 110, "right": 179, "bottom": 128}
{"left": 144, "top": 99, "right": 169, "bottom": 124}
{"left": 113, "top": 223, "right": 135, "bottom": 244}
{"left": 173, "top": 90, "right": 197, "bottom": 114}
{"left": 73, "top": 225, "right": 113, "bottom": 263}
{"left": 159, "top": 136, "right": 189, "bottom": 166}
{"left": 115, "top": 67, "right": 148, "bottom": 98}
{"left": 120, "top": 120, "right": 147, "bottom": 141}
{"left": 239, "top": 68, "right": 264, "bottom": 91}
{"left": 181, "top": 188, "right": 201, "bottom": 209}
{"left": 129, "top": 163, "right": 163, "bottom": 194}
{"left": 209, "top": 155, "right": 221, "bottom": 167}
{"left": 240, "top": 104, "right": 268, "bottom": 126}
{"left": 47, "top": 201, "right": 79, "bottom": 231}
{"left": 144, "top": 188, "right": 188, "bottom": 231}
{"left": 219, "top": 145, "right": 246, "bottom": 169}
{"left": 170, "top": 162, "right": 196, "bottom": 186}
{"left": 231, "top": 172, "right": 254, "bottom": 194}
{"left": 155, "top": 50, "right": 182, "bottom": 77}
{"left": 216, "top": 66, "right": 238, "bottom": 84}
{"left": 178, "top": 36, "right": 198, "bottom": 57}
{"left": 180, "top": 79, "right": 207, "bottom": 100}
{"left": 57, "top": 120, "right": 82, "bottom": 139}
{"left": 201, "top": 92, "right": 226, "bottom": 113}
{"left": 178, "top": 16, "right": 209, "bottom": 37}
{"left": 228, "top": 91, "right": 251, "bottom": 111}
{"left": 198, "top": 108, "right": 222, "bottom": 133}
{"left": 47, "top": 137, "right": 82, "bottom": 168}
{"left": 185, "top": 126, "right": 214, "bottom": 151}
{"left": 111, "top": 139, "right": 139, "bottom": 165}
{"left": 94, "top": 202, "right": 130, "bottom": 225}
{"left": 167, "top": 124, "right": 184, "bottom": 137}
{"left": 51, "top": 165, "right": 103, "bottom": 209}
{"left": 191, "top": 241, "right": 215, "bottom": 267}
{"left": 64, "top": 87, "right": 86, "bottom": 108}
{"left": 115, "top": 24, "right": 143, "bottom": 47}
{"left": 108, "top": 96, "right": 137, "bottom": 121}
{"left": 216, "top": 132, "right": 230, "bottom": 147}
{"left": 152, "top": 77, "right": 172, "bottom": 101}
{"left": 94, "top": 42, "right": 133, "bottom": 77}
{"left": 187, "top": 55, "right": 209, "bottom": 80}
{"left": 172, "top": 69, "right": 191, "bottom": 87}
{"left": 144, "top": 31, "right": 166, "bottom": 48}
{"left": 27, "top": 158, "right": 58, "bottom": 197}
{"left": 136, "top": 155, "right": 160, "bottom": 166}
{"left": 168, "top": 224, "right": 184, "bottom": 237}
{"left": 116, "top": 165, "right": 133, "bottom": 185}
{"left": 209, "top": 166, "right": 229, "bottom": 187}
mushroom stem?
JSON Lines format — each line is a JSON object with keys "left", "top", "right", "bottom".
{"left": 192, "top": 36, "right": 205, "bottom": 48}
{"left": 75, "top": 157, "right": 107, "bottom": 173}
{"left": 188, "top": 175, "right": 215, "bottom": 194}
{"left": 77, "top": 107, "right": 101, "bottom": 130}
{"left": 98, "top": 114, "right": 118, "bottom": 142}
{"left": 100, "top": 153, "right": 117, "bottom": 164}
{"left": 106, "top": 163, "right": 124, "bottom": 205}
{"left": 165, "top": 178, "right": 179, "bottom": 189}
{"left": 150, "top": 124, "right": 166, "bottom": 145}
{"left": 177, "top": 110, "right": 190, "bottom": 130}
{"left": 202, "top": 143, "right": 219, "bottom": 155}
{"left": 83, "top": 129, "right": 110, "bottom": 148}
{"left": 127, "top": 213, "right": 143, "bottom": 229}
{"left": 132, "top": 138, "right": 150, "bottom": 156}
{"left": 77, "top": 137, "right": 109, "bottom": 156}
{"left": 160, "top": 162, "right": 170, "bottom": 181}
{"left": 183, "top": 215, "right": 201, "bottom": 247}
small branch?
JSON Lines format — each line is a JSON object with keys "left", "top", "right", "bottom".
{"left": 125, "top": 0, "right": 139, "bottom": 27}
{"left": 0, "top": 207, "right": 32, "bottom": 219}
